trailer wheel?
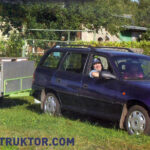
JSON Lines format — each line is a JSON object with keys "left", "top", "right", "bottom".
{"left": 43, "top": 93, "right": 61, "bottom": 116}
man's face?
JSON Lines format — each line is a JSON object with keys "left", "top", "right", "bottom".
{"left": 93, "top": 63, "right": 102, "bottom": 71}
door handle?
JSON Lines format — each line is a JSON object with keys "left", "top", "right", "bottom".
{"left": 56, "top": 78, "right": 61, "bottom": 83}
{"left": 83, "top": 84, "right": 88, "bottom": 88}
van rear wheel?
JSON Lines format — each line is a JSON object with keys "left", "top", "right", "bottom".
{"left": 43, "top": 93, "right": 61, "bottom": 116}
{"left": 125, "top": 105, "right": 150, "bottom": 135}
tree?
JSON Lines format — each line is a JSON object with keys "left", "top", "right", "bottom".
{"left": 0, "top": 1, "right": 131, "bottom": 33}
{"left": 142, "top": 28, "right": 150, "bottom": 40}
{"left": 0, "top": 0, "right": 149, "bottom": 42}
{"left": 135, "top": 0, "right": 150, "bottom": 27}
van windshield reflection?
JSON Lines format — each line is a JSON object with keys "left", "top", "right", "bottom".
{"left": 115, "top": 56, "right": 150, "bottom": 80}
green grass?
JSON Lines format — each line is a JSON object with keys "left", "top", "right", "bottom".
{"left": 0, "top": 96, "right": 150, "bottom": 150}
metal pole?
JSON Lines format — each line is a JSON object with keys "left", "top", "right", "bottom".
{"left": 32, "top": 40, "right": 35, "bottom": 53}
{"left": 93, "top": 29, "right": 96, "bottom": 41}
{"left": 67, "top": 31, "right": 70, "bottom": 44}
{"left": 22, "top": 39, "right": 27, "bottom": 57}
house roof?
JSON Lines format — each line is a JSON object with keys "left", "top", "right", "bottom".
{"left": 123, "top": 25, "right": 148, "bottom": 31}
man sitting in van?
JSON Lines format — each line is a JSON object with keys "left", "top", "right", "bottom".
{"left": 89, "top": 58, "right": 102, "bottom": 78}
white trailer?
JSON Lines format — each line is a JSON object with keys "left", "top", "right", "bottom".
{"left": 0, "top": 57, "right": 34, "bottom": 97}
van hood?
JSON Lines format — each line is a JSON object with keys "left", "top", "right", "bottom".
{"left": 126, "top": 80, "right": 150, "bottom": 89}
{"left": 124, "top": 80, "right": 150, "bottom": 101}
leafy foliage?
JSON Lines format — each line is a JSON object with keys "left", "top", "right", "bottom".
{"left": 25, "top": 40, "right": 150, "bottom": 67}
{"left": 0, "top": 1, "right": 150, "bottom": 58}
{"left": 71, "top": 40, "right": 150, "bottom": 55}
{"left": 142, "top": 29, "right": 150, "bottom": 41}
{"left": 0, "top": 1, "right": 134, "bottom": 39}
{"left": 0, "top": 33, "right": 24, "bottom": 57}
{"left": 0, "top": 1, "right": 150, "bottom": 36}
{"left": 135, "top": 0, "right": 150, "bottom": 27}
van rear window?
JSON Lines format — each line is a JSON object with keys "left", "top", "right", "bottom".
{"left": 42, "top": 51, "right": 64, "bottom": 69}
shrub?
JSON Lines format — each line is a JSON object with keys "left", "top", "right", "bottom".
{"left": 27, "top": 53, "right": 42, "bottom": 66}
{"left": 0, "top": 40, "right": 7, "bottom": 56}
{"left": 72, "top": 41, "right": 150, "bottom": 55}
{"left": 0, "top": 38, "right": 150, "bottom": 58}
{"left": 5, "top": 33, "right": 24, "bottom": 57}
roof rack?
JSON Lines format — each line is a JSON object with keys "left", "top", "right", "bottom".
{"left": 51, "top": 44, "right": 133, "bottom": 53}
{"left": 95, "top": 46, "right": 133, "bottom": 53}
{"left": 54, "top": 44, "right": 92, "bottom": 49}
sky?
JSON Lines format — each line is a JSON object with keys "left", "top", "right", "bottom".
{"left": 131, "top": 0, "right": 139, "bottom": 2}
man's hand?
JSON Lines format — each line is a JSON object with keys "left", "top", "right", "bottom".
{"left": 91, "top": 72, "right": 100, "bottom": 78}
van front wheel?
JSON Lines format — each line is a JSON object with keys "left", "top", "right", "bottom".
{"left": 125, "top": 105, "right": 150, "bottom": 135}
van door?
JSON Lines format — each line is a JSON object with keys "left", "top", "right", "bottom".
{"left": 34, "top": 51, "right": 65, "bottom": 88}
{"left": 51, "top": 52, "right": 88, "bottom": 112}
{"left": 80, "top": 54, "right": 123, "bottom": 121}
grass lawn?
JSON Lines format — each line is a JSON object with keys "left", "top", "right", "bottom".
{"left": 0, "top": 96, "right": 150, "bottom": 150}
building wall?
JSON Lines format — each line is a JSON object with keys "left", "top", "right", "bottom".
{"left": 120, "top": 30, "right": 143, "bottom": 42}
{"left": 81, "top": 27, "right": 120, "bottom": 42}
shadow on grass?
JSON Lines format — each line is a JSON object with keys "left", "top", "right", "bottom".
{"left": 26, "top": 103, "right": 119, "bottom": 129}
{"left": 0, "top": 97, "right": 29, "bottom": 109}
{"left": 62, "top": 110, "right": 119, "bottom": 129}
{"left": 26, "top": 104, "right": 43, "bottom": 114}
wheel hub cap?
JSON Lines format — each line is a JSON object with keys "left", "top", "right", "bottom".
{"left": 128, "top": 111, "right": 146, "bottom": 135}
{"left": 44, "top": 96, "right": 56, "bottom": 114}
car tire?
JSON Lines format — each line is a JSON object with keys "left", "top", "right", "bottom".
{"left": 125, "top": 105, "right": 150, "bottom": 135}
{"left": 43, "top": 93, "right": 61, "bottom": 116}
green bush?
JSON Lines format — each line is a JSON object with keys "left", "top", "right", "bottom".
{"left": 27, "top": 53, "right": 42, "bottom": 66}
{"left": 71, "top": 41, "right": 150, "bottom": 55}
{"left": 6, "top": 33, "right": 24, "bottom": 57}
{"left": 142, "top": 29, "right": 150, "bottom": 41}
{"left": 0, "top": 33, "right": 24, "bottom": 57}
{"left": 26, "top": 40, "right": 150, "bottom": 65}
{"left": 0, "top": 40, "right": 7, "bottom": 56}
{"left": 0, "top": 38, "right": 150, "bottom": 58}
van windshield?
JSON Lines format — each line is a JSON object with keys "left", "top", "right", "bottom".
{"left": 114, "top": 55, "right": 150, "bottom": 80}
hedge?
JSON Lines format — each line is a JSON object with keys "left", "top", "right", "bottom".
{"left": 28, "top": 40, "right": 150, "bottom": 66}
{"left": 72, "top": 41, "right": 150, "bottom": 55}
{"left": 0, "top": 38, "right": 150, "bottom": 59}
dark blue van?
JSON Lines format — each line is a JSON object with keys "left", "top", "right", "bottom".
{"left": 31, "top": 45, "right": 150, "bottom": 135}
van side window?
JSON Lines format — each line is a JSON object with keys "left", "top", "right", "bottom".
{"left": 42, "top": 52, "right": 64, "bottom": 69}
{"left": 98, "top": 56, "right": 113, "bottom": 73}
{"left": 61, "top": 53, "right": 88, "bottom": 74}
{"left": 88, "top": 55, "right": 113, "bottom": 75}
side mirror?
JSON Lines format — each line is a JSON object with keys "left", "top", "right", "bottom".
{"left": 100, "top": 71, "right": 116, "bottom": 79}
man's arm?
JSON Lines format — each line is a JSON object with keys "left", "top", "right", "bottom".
{"left": 92, "top": 71, "right": 100, "bottom": 78}
{"left": 89, "top": 70, "right": 100, "bottom": 78}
